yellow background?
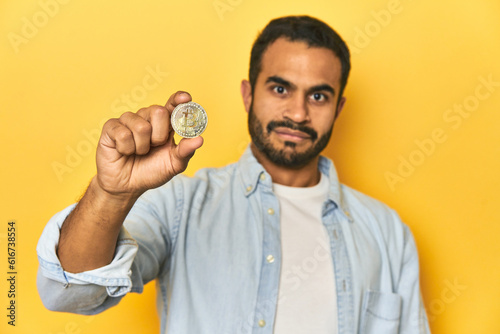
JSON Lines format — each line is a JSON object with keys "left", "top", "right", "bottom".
{"left": 1, "top": 0, "right": 499, "bottom": 333}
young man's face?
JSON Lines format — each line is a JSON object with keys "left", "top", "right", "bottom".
{"left": 242, "top": 37, "right": 346, "bottom": 168}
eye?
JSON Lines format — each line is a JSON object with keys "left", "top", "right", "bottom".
{"left": 312, "top": 92, "right": 326, "bottom": 102}
{"left": 273, "top": 86, "right": 286, "bottom": 94}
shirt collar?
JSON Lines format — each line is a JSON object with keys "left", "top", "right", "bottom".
{"left": 236, "top": 146, "right": 353, "bottom": 222}
{"left": 237, "top": 146, "right": 268, "bottom": 196}
{"left": 318, "top": 155, "right": 353, "bottom": 222}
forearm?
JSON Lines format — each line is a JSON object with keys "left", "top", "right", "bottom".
{"left": 57, "top": 176, "right": 140, "bottom": 273}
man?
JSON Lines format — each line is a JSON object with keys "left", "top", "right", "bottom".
{"left": 37, "top": 16, "right": 430, "bottom": 333}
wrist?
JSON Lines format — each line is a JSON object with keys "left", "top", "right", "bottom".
{"left": 89, "top": 176, "right": 141, "bottom": 211}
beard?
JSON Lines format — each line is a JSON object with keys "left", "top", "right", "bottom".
{"left": 247, "top": 104, "right": 333, "bottom": 168}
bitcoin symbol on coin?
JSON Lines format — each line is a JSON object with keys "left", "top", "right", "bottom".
{"left": 171, "top": 102, "right": 208, "bottom": 138}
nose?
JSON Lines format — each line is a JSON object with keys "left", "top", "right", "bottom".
{"left": 283, "top": 94, "right": 310, "bottom": 124}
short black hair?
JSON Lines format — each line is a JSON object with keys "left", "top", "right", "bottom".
{"left": 249, "top": 15, "right": 351, "bottom": 99}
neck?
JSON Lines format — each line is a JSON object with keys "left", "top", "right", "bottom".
{"left": 250, "top": 143, "right": 321, "bottom": 187}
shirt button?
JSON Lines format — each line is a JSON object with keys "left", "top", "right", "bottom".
{"left": 267, "top": 208, "right": 274, "bottom": 215}
{"left": 260, "top": 174, "right": 266, "bottom": 181}
{"left": 344, "top": 210, "right": 351, "bottom": 217}
{"left": 333, "top": 229, "right": 338, "bottom": 240}
{"left": 258, "top": 319, "right": 266, "bottom": 327}
{"left": 246, "top": 185, "right": 253, "bottom": 192}
{"left": 266, "top": 255, "right": 275, "bottom": 263}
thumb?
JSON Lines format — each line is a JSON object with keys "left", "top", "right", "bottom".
{"left": 172, "top": 136, "right": 204, "bottom": 166}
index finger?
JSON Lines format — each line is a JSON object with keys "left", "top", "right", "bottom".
{"left": 165, "top": 91, "right": 192, "bottom": 114}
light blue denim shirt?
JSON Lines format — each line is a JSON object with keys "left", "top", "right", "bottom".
{"left": 37, "top": 148, "right": 430, "bottom": 334}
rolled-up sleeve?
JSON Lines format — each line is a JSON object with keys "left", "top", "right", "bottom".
{"left": 36, "top": 181, "right": 178, "bottom": 315}
{"left": 36, "top": 204, "right": 139, "bottom": 313}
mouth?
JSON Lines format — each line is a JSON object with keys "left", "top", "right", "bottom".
{"left": 266, "top": 120, "right": 318, "bottom": 144}
{"left": 273, "top": 127, "right": 312, "bottom": 142}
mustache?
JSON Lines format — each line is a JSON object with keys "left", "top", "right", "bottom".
{"left": 267, "top": 120, "right": 318, "bottom": 141}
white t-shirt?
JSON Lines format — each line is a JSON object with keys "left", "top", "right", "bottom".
{"left": 273, "top": 173, "right": 338, "bottom": 334}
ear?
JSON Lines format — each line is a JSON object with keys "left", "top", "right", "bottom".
{"left": 240, "top": 79, "right": 252, "bottom": 113}
{"left": 334, "top": 96, "right": 346, "bottom": 120}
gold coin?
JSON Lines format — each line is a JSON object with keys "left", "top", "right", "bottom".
{"left": 171, "top": 102, "right": 208, "bottom": 138}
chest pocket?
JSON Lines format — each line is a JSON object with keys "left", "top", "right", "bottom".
{"left": 360, "top": 290, "right": 402, "bottom": 333}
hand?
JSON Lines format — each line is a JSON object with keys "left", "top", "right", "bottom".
{"left": 95, "top": 91, "right": 203, "bottom": 198}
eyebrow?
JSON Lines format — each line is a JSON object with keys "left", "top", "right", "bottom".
{"left": 266, "top": 76, "right": 295, "bottom": 89}
{"left": 307, "top": 84, "right": 335, "bottom": 96}
{"left": 265, "top": 75, "right": 336, "bottom": 96}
